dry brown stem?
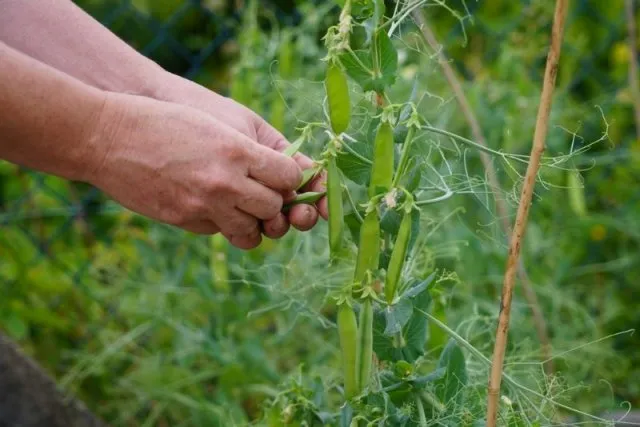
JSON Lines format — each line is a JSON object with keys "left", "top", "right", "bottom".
{"left": 411, "top": 10, "right": 553, "bottom": 374}
{"left": 626, "top": 0, "right": 640, "bottom": 140}
{"left": 486, "top": 1, "right": 569, "bottom": 425}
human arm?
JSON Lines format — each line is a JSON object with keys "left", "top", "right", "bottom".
{"left": 0, "top": 41, "right": 104, "bottom": 182}
{"left": 0, "top": 0, "right": 328, "bottom": 237}
{"left": 0, "top": 41, "right": 302, "bottom": 249}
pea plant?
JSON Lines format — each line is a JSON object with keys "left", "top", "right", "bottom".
{"left": 259, "top": 1, "right": 608, "bottom": 425}
{"left": 266, "top": 2, "right": 475, "bottom": 425}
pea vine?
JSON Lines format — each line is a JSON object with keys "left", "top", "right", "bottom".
{"left": 277, "top": 1, "right": 471, "bottom": 425}
{"left": 261, "top": 0, "right": 611, "bottom": 425}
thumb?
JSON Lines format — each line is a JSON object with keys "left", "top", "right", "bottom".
{"left": 254, "top": 117, "right": 315, "bottom": 169}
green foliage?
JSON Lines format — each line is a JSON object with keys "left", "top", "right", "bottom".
{"left": 1, "top": 0, "right": 639, "bottom": 426}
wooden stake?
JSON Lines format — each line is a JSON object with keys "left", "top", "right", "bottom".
{"left": 486, "top": 1, "right": 569, "bottom": 425}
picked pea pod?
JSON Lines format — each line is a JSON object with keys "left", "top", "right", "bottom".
{"left": 282, "top": 191, "right": 326, "bottom": 212}
{"left": 297, "top": 165, "right": 322, "bottom": 191}
{"left": 385, "top": 208, "right": 412, "bottom": 303}
{"left": 283, "top": 136, "right": 305, "bottom": 157}
{"left": 325, "top": 61, "right": 351, "bottom": 135}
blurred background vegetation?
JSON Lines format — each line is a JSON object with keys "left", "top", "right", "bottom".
{"left": 0, "top": 0, "right": 638, "bottom": 425}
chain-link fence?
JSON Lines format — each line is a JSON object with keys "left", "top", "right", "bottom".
{"left": 1, "top": 0, "right": 638, "bottom": 424}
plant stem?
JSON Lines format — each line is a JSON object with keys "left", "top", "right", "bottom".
{"left": 485, "top": 1, "right": 569, "bottom": 426}
{"left": 415, "top": 394, "right": 428, "bottom": 427}
{"left": 626, "top": 0, "right": 640, "bottom": 140}
{"left": 412, "top": 9, "right": 553, "bottom": 375}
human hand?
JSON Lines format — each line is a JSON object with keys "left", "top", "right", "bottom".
{"left": 86, "top": 92, "right": 303, "bottom": 249}
{"left": 155, "top": 74, "right": 329, "bottom": 240}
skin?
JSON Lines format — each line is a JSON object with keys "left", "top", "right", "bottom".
{"left": 0, "top": 0, "right": 328, "bottom": 248}
{"left": 0, "top": 42, "right": 303, "bottom": 249}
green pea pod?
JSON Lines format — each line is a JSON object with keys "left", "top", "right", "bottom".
{"left": 282, "top": 191, "right": 326, "bottom": 212}
{"left": 353, "top": 209, "right": 380, "bottom": 290}
{"left": 368, "top": 121, "right": 394, "bottom": 198}
{"left": 298, "top": 166, "right": 321, "bottom": 191}
{"left": 283, "top": 137, "right": 305, "bottom": 157}
{"left": 325, "top": 62, "right": 351, "bottom": 135}
{"left": 385, "top": 209, "right": 411, "bottom": 303}
{"left": 567, "top": 170, "right": 587, "bottom": 218}
{"left": 327, "top": 157, "right": 344, "bottom": 259}
{"left": 356, "top": 298, "right": 373, "bottom": 393}
{"left": 337, "top": 303, "right": 358, "bottom": 399}
{"left": 210, "top": 233, "right": 229, "bottom": 293}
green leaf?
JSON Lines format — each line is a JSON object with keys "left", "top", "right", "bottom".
{"left": 428, "top": 298, "right": 448, "bottom": 357}
{"left": 339, "top": 49, "right": 376, "bottom": 92}
{"left": 401, "top": 272, "right": 436, "bottom": 299}
{"left": 434, "top": 339, "right": 468, "bottom": 406}
{"left": 340, "top": 403, "right": 354, "bottom": 427}
{"left": 336, "top": 139, "right": 372, "bottom": 186}
{"left": 411, "top": 367, "right": 446, "bottom": 386}
{"left": 380, "top": 204, "right": 402, "bottom": 239}
{"left": 350, "top": 24, "right": 370, "bottom": 50}
{"left": 373, "top": 279, "right": 432, "bottom": 362}
{"left": 384, "top": 297, "right": 413, "bottom": 336}
{"left": 401, "top": 287, "right": 431, "bottom": 361}
{"left": 372, "top": 309, "right": 400, "bottom": 361}
{"left": 374, "top": 29, "right": 398, "bottom": 89}
{"left": 400, "top": 158, "right": 422, "bottom": 193}
{"left": 314, "top": 411, "right": 335, "bottom": 424}
{"left": 408, "top": 208, "right": 421, "bottom": 253}
{"left": 344, "top": 212, "right": 364, "bottom": 246}
{"left": 339, "top": 29, "right": 397, "bottom": 93}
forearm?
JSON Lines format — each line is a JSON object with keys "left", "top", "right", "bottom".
{"left": 0, "top": 0, "right": 164, "bottom": 97}
{"left": 0, "top": 42, "right": 106, "bottom": 182}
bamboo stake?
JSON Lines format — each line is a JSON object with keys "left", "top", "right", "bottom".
{"left": 411, "top": 10, "right": 553, "bottom": 374}
{"left": 486, "top": 1, "right": 569, "bottom": 425}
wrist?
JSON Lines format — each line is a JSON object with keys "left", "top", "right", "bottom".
{"left": 81, "top": 91, "right": 130, "bottom": 186}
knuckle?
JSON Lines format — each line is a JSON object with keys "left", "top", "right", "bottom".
{"left": 206, "top": 173, "right": 232, "bottom": 195}
{"left": 226, "top": 142, "right": 249, "bottom": 165}
{"left": 162, "top": 208, "right": 189, "bottom": 227}
{"left": 267, "top": 195, "right": 284, "bottom": 217}
{"left": 284, "top": 163, "right": 302, "bottom": 188}
{"left": 163, "top": 196, "right": 203, "bottom": 226}
{"left": 182, "top": 194, "right": 206, "bottom": 218}
{"left": 229, "top": 216, "right": 258, "bottom": 233}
